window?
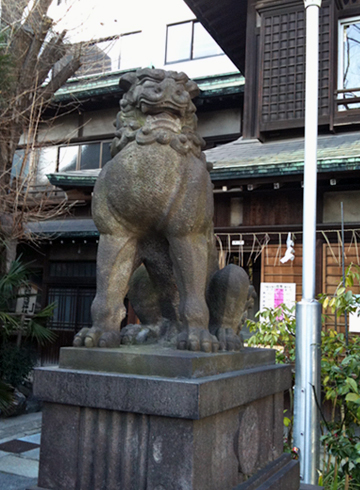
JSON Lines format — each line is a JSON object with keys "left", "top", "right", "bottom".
{"left": 47, "top": 261, "right": 96, "bottom": 331}
{"left": 48, "top": 287, "right": 95, "bottom": 331}
{"left": 11, "top": 150, "right": 30, "bottom": 181}
{"left": 165, "top": 21, "right": 223, "bottom": 64}
{"left": 57, "top": 141, "right": 112, "bottom": 172}
{"left": 338, "top": 17, "right": 360, "bottom": 110}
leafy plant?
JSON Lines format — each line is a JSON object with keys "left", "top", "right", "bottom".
{"left": 247, "top": 304, "right": 296, "bottom": 364}
{"left": 0, "top": 256, "right": 55, "bottom": 413}
{"left": 0, "top": 257, "right": 56, "bottom": 345}
{"left": 0, "top": 342, "right": 37, "bottom": 387}
{"left": 246, "top": 268, "right": 360, "bottom": 489}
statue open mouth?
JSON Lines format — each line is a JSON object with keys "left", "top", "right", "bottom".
{"left": 140, "top": 100, "right": 186, "bottom": 118}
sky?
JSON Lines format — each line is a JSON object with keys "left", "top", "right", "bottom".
{"left": 48, "top": 0, "right": 194, "bottom": 43}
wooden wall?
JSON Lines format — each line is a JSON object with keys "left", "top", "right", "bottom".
{"left": 261, "top": 243, "right": 302, "bottom": 303}
{"left": 322, "top": 242, "right": 360, "bottom": 333}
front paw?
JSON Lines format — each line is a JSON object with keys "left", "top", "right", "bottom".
{"left": 177, "top": 327, "right": 219, "bottom": 353}
{"left": 215, "top": 327, "right": 243, "bottom": 351}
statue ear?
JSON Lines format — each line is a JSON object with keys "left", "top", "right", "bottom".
{"left": 185, "top": 80, "right": 200, "bottom": 99}
{"left": 119, "top": 73, "right": 137, "bottom": 92}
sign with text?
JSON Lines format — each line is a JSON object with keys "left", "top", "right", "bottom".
{"left": 16, "top": 284, "right": 38, "bottom": 316}
{"left": 260, "top": 282, "right": 296, "bottom": 312}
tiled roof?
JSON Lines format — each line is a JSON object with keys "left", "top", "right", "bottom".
{"left": 48, "top": 132, "right": 360, "bottom": 188}
{"left": 26, "top": 218, "right": 99, "bottom": 237}
{"left": 53, "top": 71, "right": 244, "bottom": 103}
{"left": 207, "top": 132, "right": 360, "bottom": 180}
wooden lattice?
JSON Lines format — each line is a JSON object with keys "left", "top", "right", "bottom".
{"left": 259, "top": 4, "right": 330, "bottom": 130}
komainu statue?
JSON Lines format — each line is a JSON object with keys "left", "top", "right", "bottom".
{"left": 74, "top": 68, "right": 250, "bottom": 352}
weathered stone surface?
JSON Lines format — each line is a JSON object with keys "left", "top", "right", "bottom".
{"left": 59, "top": 345, "right": 275, "bottom": 378}
{"left": 34, "top": 362, "right": 291, "bottom": 420}
{"left": 234, "top": 454, "right": 300, "bottom": 490}
{"left": 74, "top": 68, "right": 250, "bottom": 352}
{"left": 32, "top": 344, "right": 297, "bottom": 490}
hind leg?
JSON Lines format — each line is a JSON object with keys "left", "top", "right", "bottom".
{"left": 74, "top": 232, "right": 140, "bottom": 347}
{"left": 168, "top": 233, "right": 219, "bottom": 353}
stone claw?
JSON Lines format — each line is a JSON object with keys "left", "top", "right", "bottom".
{"left": 177, "top": 327, "right": 219, "bottom": 353}
{"left": 98, "top": 331, "right": 121, "bottom": 348}
{"left": 215, "top": 327, "right": 243, "bottom": 352}
{"left": 73, "top": 327, "right": 121, "bottom": 348}
{"left": 73, "top": 328, "right": 90, "bottom": 347}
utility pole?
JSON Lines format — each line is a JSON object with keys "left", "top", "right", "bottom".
{"left": 293, "top": 0, "right": 322, "bottom": 485}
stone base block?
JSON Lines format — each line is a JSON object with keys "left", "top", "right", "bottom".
{"left": 235, "top": 453, "right": 299, "bottom": 489}
{"left": 32, "top": 347, "right": 295, "bottom": 490}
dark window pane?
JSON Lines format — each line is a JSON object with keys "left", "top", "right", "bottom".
{"left": 101, "top": 141, "right": 112, "bottom": 167}
{"left": 166, "top": 22, "right": 192, "bottom": 63}
{"left": 80, "top": 143, "right": 101, "bottom": 170}
{"left": 49, "top": 261, "right": 96, "bottom": 278}
{"left": 58, "top": 146, "right": 78, "bottom": 172}
{"left": 48, "top": 287, "right": 95, "bottom": 330}
{"left": 193, "top": 22, "right": 223, "bottom": 59}
{"left": 76, "top": 289, "right": 96, "bottom": 327}
{"left": 48, "top": 287, "right": 78, "bottom": 329}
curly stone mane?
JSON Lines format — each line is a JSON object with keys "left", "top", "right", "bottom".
{"left": 110, "top": 68, "right": 210, "bottom": 167}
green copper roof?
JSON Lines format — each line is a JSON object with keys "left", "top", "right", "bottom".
{"left": 48, "top": 132, "right": 360, "bottom": 188}
{"left": 53, "top": 71, "right": 244, "bottom": 103}
{"left": 48, "top": 170, "right": 100, "bottom": 187}
{"left": 208, "top": 132, "right": 360, "bottom": 180}
{"left": 26, "top": 219, "right": 99, "bottom": 237}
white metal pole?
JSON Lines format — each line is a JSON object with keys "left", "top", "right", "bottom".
{"left": 293, "top": 0, "right": 322, "bottom": 485}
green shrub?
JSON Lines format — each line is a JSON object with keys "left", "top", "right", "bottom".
{"left": 0, "top": 342, "right": 37, "bottom": 387}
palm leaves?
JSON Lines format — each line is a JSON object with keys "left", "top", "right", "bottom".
{"left": 0, "top": 257, "right": 55, "bottom": 413}
{"left": 0, "top": 257, "right": 55, "bottom": 343}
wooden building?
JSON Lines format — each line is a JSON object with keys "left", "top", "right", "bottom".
{"left": 16, "top": 0, "right": 360, "bottom": 361}
{"left": 184, "top": 0, "right": 360, "bottom": 334}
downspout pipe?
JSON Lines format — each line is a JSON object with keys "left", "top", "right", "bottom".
{"left": 293, "top": 0, "right": 322, "bottom": 485}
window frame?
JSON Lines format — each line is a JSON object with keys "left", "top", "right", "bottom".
{"left": 56, "top": 140, "right": 112, "bottom": 172}
{"left": 165, "top": 20, "right": 223, "bottom": 65}
{"left": 337, "top": 15, "right": 360, "bottom": 111}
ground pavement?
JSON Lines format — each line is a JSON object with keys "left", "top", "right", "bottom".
{"left": 0, "top": 412, "right": 41, "bottom": 490}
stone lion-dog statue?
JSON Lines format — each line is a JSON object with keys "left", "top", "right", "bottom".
{"left": 74, "top": 68, "right": 250, "bottom": 352}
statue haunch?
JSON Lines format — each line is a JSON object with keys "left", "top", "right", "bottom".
{"left": 74, "top": 68, "right": 250, "bottom": 352}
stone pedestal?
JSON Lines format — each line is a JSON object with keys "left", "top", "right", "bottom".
{"left": 30, "top": 346, "right": 299, "bottom": 490}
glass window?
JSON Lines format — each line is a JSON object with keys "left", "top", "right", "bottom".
{"left": 48, "top": 287, "right": 95, "bottom": 331}
{"left": 166, "top": 22, "right": 192, "bottom": 63}
{"left": 48, "top": 287, "right": 78, "bottom": 329}
{"left": 36, "top": 147, "right": 57, "bottom": 185}
{"left": 11, "top": 150, "right": 30, "bottom": 181}
{"left": 120, "top": 31, "right": 143, "bottom": 70}
{"left": 80, "top": 143, "right": 101, "bottom": 170}
{"left": 166, "top": 21, "right": 222, "bottom": 64}
{"left": 193, "top": 22, "right": 223, "bottom": 59}
{"left": 58, "top": 145, "right": 78, "bottom": 172}
{"left": 338, "top": 17, "right": 360, "bottom": 110}
{"left": 101, "top": 141, "right": 112, "bottom": 167}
